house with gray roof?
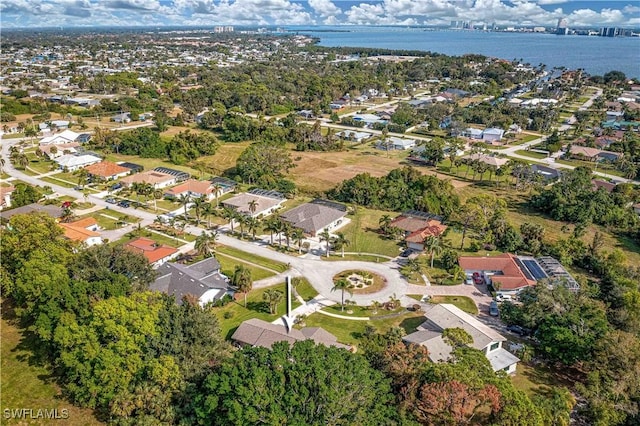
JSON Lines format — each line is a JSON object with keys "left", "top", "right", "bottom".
{"left": 232, "top": 318, "right": 350, "bottom": 350}
{"left": 150, "top": 256, "right": 229, "bottom": 306}
{"left": 402, "top": 303, "right": 519, "bottom": 374}
{"left": 280, "top": 199, "right": 348, "bottom": 237}
{"left": 0, "top": 203, "right": 63, "bottom": 222}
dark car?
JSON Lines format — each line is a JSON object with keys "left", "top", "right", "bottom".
{"left": 105, "top": 197, "right": 116, "bottom": 204}
{"left": 489, "top": 301, "right": 499, "bottom": 317}
{"left": 117, "top": 200, "right": 130, "bottom": 208}
{"left": 506, "top": 325, "right": 524, "bottom": 335}
{"left": 399, "top": 249, "right": 413, "bottom": 258}
{"left": 110, "top": 183, "right": 123, "bottom": 191}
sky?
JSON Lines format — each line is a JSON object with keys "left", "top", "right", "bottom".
{"left": 1, "top": 0, "right": 639, "bottom": 29}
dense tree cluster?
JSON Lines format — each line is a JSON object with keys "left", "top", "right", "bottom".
{"left": 328, "top": 166, "right": 460, "bottom": 216}
{"left": 531, "top": 167, "right": 639, "bottom": 235}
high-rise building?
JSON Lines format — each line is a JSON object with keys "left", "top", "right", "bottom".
{"left": 556, "top": 18, "right": 568, "bottom": 35}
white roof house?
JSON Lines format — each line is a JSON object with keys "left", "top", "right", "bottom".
{"left": 55, "top": 154, "right": 102, "bottom": 171}
{"left": 40, "top": 129, "right": 80, "bottom": 145}
{"left": 336, "top": 131, "right": 373, "bottom": 142}
{"left": 403, "top": 304, "right": 519, "bottom": 374}
{"left": 379, "top": 136, "right": 417, "bottom": 150}
{"left": 482, "top": 128, "right": 505, "bottom": 142}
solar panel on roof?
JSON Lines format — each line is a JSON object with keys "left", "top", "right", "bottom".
{"left": 522, "top": 259, "right": 548, "bottom": 280}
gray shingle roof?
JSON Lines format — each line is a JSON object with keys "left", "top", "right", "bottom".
{"left": 280, "top": 200, "right": 347, "bottom": 234}
{"left": 151, "top": 256, "right": 227, "bottom": 304}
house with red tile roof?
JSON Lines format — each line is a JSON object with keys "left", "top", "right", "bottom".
{"left": 85, "top": 161, "right": 131, "bottom": 180}
{"left": 390, "top": 212, "right": 447, "bottom": 251}
{"left": 59, "top": 217, "right": 102, "bottom": 246}
{"left": 458, "top": 253, "right": 536, "bottom": 295}
{"left": 164, "top": 179, "right": 217, "bottom": 201}
{"left": 124, "top": 237, "right": 179, "bottom": 267}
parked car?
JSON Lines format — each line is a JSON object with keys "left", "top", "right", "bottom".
{"left": 472, "top": 272, "right": 485, "bottom": 285}
{"left": 399, "top": 249, "right": 413, "bottom": 258}
{"left": 506, "top": 325, "right": 532, "bottom": 336}
{"left": 73, "top": 185, "right": 83, "bottom": 191}
{"left": 496, "top": 294, "right": 513, "bottom": 303}
{"left": 465, "top": 278, "right": 474, "bottom": 285}
{"left": 117, "top": 200, "right": 130, "bottom": 208}
{"left": 105, "top": 197, "right": 116, "bottom": 204}
{"left": 110, "top": 183, "right": 123, "bottom": 191}
{"left": 489, "top": 301, "right": 499, "bottom": 316}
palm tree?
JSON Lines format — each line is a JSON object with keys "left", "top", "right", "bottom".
{"left": 194, "top": 230, "right": 218, "bottom": 257}
{"left": 423, "top": 235, "right": 442, "bottom": 268}
{"left": 406, "top": 258, "right": 423, "bottom": 278}
{"left": 291, "top": 228, "right": 305, "bottom": 254}
{"left": 232, "top": 265, "right": 252, "bottom": 308}
{"left": 15, "top": 152, "right": 29, "bottom": 170}
{"left": 178, "top": 193, "right": 190, "bottom": 220}
{"left": 247, "top": 216, "right": 260, "bottom": 240}
{"left": 152, "top": 188, "right": 163, "bottom": 212}
{"left": 449, "top": 265, "right": 465, "bottom": 284}
{"left": 331, "top": 278, "right": 353, "bottom": 312}
{"left": 221, "top": 207, "right": 237, "bottom": 232}
{"left": 264, "top": 217, "right": 280, "bottom": 246}
{"left": 202, "top": 202, "right": 216, "bottom": 229}
{"left": 378, "top": 214, "right": 392, "bottom": 235}
{"left": 238, "top": 214, "right": 251, "bottom": 239}
{"left": 282, "top": 222, "right": 293, "bottom": 249}
{"left": 370, "top": 300, "right": 381, "bottom": 314}
{"left": 247, "top": 199, "right": 258, "bottom": 217}
{"left": 332, "top": 232, "right": 350, "bottom": 258}
{"left": 211, "top": 183, "right": 223, "bottom": 208}
{"left": 0, "top": 157, "right": 5, "bottom": 174}
{"left": 192, "top": 195, "right": 206, "bottom": 226}
{"left": 263, "top": 289, "right": 283, "bottom": 315}
{"left": 319, "top": 230, "right": 332, "bottom": 257}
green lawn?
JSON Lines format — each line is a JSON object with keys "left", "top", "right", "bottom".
{"left": 105, "top": 154, "right": 205, "bottom": 179}
{"left": 113, "top": 229, "right": 186, "bottom": 249}
{"left": 215, "top": 283, "right": 302, "bottom": 339}
{"left": 303, "top": 311, "right": 426, "bottom": 346}
{"left": 514, "top": 150, "right": 547, "bottom": 159}
{"left": 293, "top": 278, "right": 318, "bottom": 301}
{"left": 427, "top": 296, "right": 478, "bottom": 315}
{"left": 1, "top": 314, "right": 103, "bottom": 425}
{"left": 215, "top": 245, "right": 288, "bottom": 273}
{"left": 511, "top": 362, "right": 575, "bottom": 398}
{"left": 322, "top": 253, "right": 391, "bottom": 262}
{"left": 41, "top": 176, "right": 76, "bottom": 188}
{"left": 339, "top": 207, "right": 403, "bottom": 257}
{"left": 217, "top": 255, "right": 276, "bottom": 282}
{"left": 321, "top": 304, "right": 406, "bottom": 318}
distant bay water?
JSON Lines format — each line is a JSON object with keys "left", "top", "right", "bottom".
{"left": 291, "top": 26, "right": 640, "bottom": 78}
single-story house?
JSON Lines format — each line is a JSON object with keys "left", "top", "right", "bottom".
{"left": 55, "top": 154, "right": 102, "bottom": 172}
{"left": 151, "top": 257, "right": 229, "bottom": 306}
{"left": 403, "top": 304, "right": 519, "bottom": 374}
{"left": 76, "top": 133, "right": 92, "bottom": 143}
{"left": 377, "top": 136, "right": 417, "bottom": 151}
{"left": 530, "top": 164, "right": 562, "bottom": 181}
{"left": 297, "top": 109, "right": 314, "bottom": 119}
{"left": 222, "top": 189, "right": 286, "bottom": 218}
{"left": 482, "top": 128, "right": 505, "bottom": 142}
{"left": 85, "top": 161, "right": 131, "bottom": 181}
{"left": 592, "top": 179, "right": 616, "bottom": 193}
{"left": 0, "top": 185, "right": 15, "bottom": 210}
{"left": 40, "top": 142, "right": 80, "bottom": 159}
{"left": 336, "top": 131, "right": 373, "bottom": 143}
{"left": 568, "top": 145, "right": 623, "bottom": 162}
{"left": 111, "top": 112, "right": 131, "bottom": 123}
{"left": 40, "top": 129, "right": 81, "bottom": 145}
{"left": 124, "top": 237, "right": 179, "bottom": 268}
{"left": 59, "top": 217, "right": 102, "bottom": 246}
{"left": 280, "top": 199, "right": 348, "bottom": 237}
{"left": 121, "top": 170, "right": 176, "bottom": 189}
{"left": 164, "top": 179, "right": 217, "bottom": 201}
{"left": 389, "top": 212, "right": 447, "bottom": 251}
{"left": 458, "top": 253, "right": 536, "bottom": 295}
{"left": 353, "top": 113, "right": 387, "bottom": 126}
{"left": 0, "top": 203, "right": 63, "bottom": 221}
{"left": 463, "top": 128, "right": 484, "bottom": 139}
{"left": 462, "top": 153, "right": 509, "bottom": 168}
{"left": 232, "top": 318, "right": 350, "bottom": 350}
{"left": 50, "top": 120, "right": 70, "bottom": 129}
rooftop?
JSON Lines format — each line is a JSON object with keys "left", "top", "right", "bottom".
{"left": 458, "top": 253, "right": 536, "bottom": 290}
{"left": 85, "top": 161, "right": 130, "bottom": 178}
{"left": 124, "top": 237, "right": 178, "bottom": 264}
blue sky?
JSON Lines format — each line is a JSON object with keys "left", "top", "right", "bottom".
{"left": 1, "top": 1, "right": 639, "bottom": 28}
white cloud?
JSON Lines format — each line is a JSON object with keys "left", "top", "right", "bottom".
{"left": 308, "top": 0, "right": 340, "bottom": 18}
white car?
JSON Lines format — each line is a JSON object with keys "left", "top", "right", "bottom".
{"left": 465, "top": 278, "right": 474, "bottom": 285}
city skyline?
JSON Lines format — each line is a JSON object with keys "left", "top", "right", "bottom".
{"left": 1, "top": 0, "right": 639, "bottom": 29}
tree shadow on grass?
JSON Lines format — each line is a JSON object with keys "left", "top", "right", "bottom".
{"left": 246, "top": 301, "right": 270, "bottom": 314}
{"left": 399, "top": 316, "right": 426, "bottom": 335}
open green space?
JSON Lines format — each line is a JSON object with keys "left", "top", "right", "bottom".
{"left": 216, "top": 255, "right": 276, "bottom": 282}
{"left": 293, "top": 278, "right": 318, "bottom": 301}
{"left": 555, "top": 158, "right": 625, "bottom": 178}
{"left": 321, "top": 304, "right": 405, "bottom": 318}
{"left": 514, "top": 149, "right": 547, "bottom": 159}
{"left": 303, "top": 311, "right": 426, "bottom": 346}
{"left": 428, "top": 296, "right": 478, "bottom": 315}
{"left": 1, "top": 312, "right": 103, "bottom": 425}
{"left": 40, "top": 176, "right": 77, "bottom": 188}
{"left": 338, "top": 207, "right": 402, "bottom": 257}
{"left": 215, "top": 245, "right": 288, "bottom": 273}
{"left": 511, "top": 362, "right": 576, "bottom": 398}
{"left": 113, "top": 228, "right": 186, "bottom": 249}
{"left": 104, "top": 153, "right": 205, "bottom": 179}
{"left": 215, "top": 283, "right": 301, "bottom": 339}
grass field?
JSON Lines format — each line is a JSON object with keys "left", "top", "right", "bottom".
{"left": 514, "top": 149, "right": 548, "bottom": 159}
{"left": 303, "top": 311, "right": 425, "bottom": 345}
{"left": 195, "top": 141, "right": 251, "bottom": 176}
{"left": 216, "top": 254, "right": 277, "bottom": 282}
{"left": 215, "top": 283, "right": 301, "bottom": 339}
{"left": 1, "top": 310, "right": 103, "bottom": 425}
{"left": 428, "top": 296, "right": 478, "bottom": 314}
{"left": 293, "top": 278, "right": 318, "bottom": 301}
{"left": 339, "top": 207, "right": 403, "bottom": 257}
{"left": 216, "top": 245, "right": 288, "bottom": 273}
